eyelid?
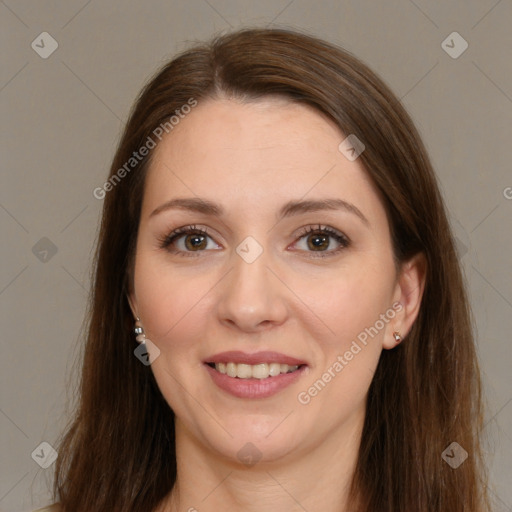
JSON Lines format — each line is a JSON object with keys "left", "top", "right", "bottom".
{"left": 293, "top": 224, "right": 348, "bottom": 241}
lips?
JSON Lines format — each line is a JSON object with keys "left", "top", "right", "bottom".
{"left": 204, "top": 351, "right": 308, "bottom": 399}
{"left": 205, "top": 350, "right": 307, "bottom": 367}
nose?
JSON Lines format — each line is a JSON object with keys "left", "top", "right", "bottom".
{"left": 215, "top": 243, "right": 289, "bottom": 333}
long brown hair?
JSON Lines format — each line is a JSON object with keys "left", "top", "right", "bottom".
{"left": 53, "top": 27, "right": 489, "bottom": 511}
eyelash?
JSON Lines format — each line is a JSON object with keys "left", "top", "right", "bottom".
{"left": 157, "top": 224, "right": 351, "bottom": 259}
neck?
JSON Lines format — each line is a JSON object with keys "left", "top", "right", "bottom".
{"left": 159, "top": 411, "right": 364, "bottom": 512}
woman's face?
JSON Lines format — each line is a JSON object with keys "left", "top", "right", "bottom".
{"left": 130, "top": 97, "right": 407, "bottom": 464}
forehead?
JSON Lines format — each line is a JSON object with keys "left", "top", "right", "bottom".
{"left": 141, "top": 97, "right": 385, "bottom": 225}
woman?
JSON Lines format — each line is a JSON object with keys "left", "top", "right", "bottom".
{"left": 38, "top": 27, "right": 489, "bottom": 511}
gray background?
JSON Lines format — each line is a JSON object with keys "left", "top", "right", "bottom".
{"left": 0, "top": 1, "right": 510, "bottom": 511}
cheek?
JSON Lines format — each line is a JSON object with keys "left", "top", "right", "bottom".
{"left": 317, "top": 263, "right": 396, "bottom": 397}
{"left": 301, "top": 277, "right": 390, "bottom": 414}
{"left": 133, "top": 250, "right": 213, "bottom": 342}
{"left": 300, "top": 260, "right": 395, "bottom": 345}
{"left": 133, "top": 254, "right": 212, "bottom": 408}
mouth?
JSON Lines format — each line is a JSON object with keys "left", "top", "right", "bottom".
{"left": 203, "top": 351, "right": 308, "bottom": 399}
{"left": 206, "top": 361, "right": 306, "bottom": 380}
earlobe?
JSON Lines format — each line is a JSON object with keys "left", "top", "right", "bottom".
{"left": 384, "top": 252, "right": 427, "bottom": 349}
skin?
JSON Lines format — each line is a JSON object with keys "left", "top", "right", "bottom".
{"left": 129, "top": 96, "right": 426, "bottom": 512}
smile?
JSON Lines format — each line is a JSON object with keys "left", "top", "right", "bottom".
{"left": 208, "top": 362, "right": 301, "bottom": 379}
{"left": 204, "top": 351, "right": 308, "bottom": 399}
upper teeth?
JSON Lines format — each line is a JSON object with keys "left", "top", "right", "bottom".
{"left": 214, "top": 362, "right": 300, "bottom": 379}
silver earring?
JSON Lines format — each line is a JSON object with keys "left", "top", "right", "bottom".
{"left": 134, "top": 317, "right": 146, "bottom": 344}
{"left": 393, "top": 331, "right": 402, "bottom": 343}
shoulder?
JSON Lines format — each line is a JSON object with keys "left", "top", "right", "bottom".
{"left": 34, "top": 505, "right": 61, "bottom": 512}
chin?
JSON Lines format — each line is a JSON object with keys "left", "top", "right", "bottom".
{"left": 199, "top": 413, "right": 308, "bottom": 466}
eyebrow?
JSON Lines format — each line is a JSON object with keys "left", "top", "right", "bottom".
{"left": 150, "top": 197, "right": 370, "bottom": 227}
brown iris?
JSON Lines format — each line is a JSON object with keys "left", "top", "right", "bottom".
{"left": 307, "top": 232, "right": 329, "bottom": 251}
{"left": 184, "top": 233, "right": 207, "bottom": 251}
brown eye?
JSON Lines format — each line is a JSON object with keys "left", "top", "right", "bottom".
{"left": 294, "top": 225, "right": 350, "bottom": 258}
{"left": 159, "top": 225, "right": 221, "bottom": 256}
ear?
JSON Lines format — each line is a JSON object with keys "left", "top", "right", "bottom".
{"left": 383, "top": 252, "right": 427, "bottom": 349}
{"left": 127, "top": 291, "right": 139, "bottom": 320}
